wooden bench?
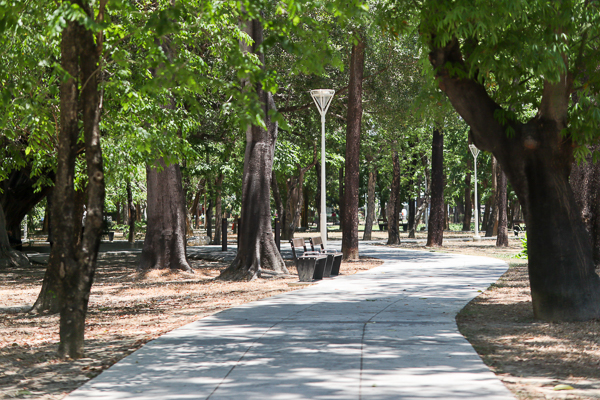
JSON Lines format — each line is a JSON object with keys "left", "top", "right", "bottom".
{"left": 309, "top": 236, "right": 342, "bottom": 276}
{"left": 289, "top": 238, "right": 328, "bottom": 282}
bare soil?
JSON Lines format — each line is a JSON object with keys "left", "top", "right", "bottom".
{"left": 0, "top": 249, "right": 382, "bottom": 400}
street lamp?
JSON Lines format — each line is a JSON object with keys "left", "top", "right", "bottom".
{"left": 469, "top": 144, "right": 481, "bottom": 240}
{"left": 310, "top": 89, "right": 335, "bottom": 247}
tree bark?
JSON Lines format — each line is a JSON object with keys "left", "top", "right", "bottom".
{"left": 387, "top": 150, "right": 401, "bottom": 245}
{"left": 213, "top": 174, "right": 224, "bottom": 245}
{"left": 426, "top": 128, "right": 444, "bottom": 247}
{"left": 139, "top": 161, "right": 191, "bottom": 271}
{"left": 430, "top": 37, "right": 600, "bottom": 321}
{"left": 283, "top": 145, "right": 317, "bottom": 240}
{"left": 338, "top": 167, "right": 344, "bottom": 231}
{"left": 127, "top": 181, "right": 136, "bottom": 243}
{"left": 496, "top": 166, "right": 509, "bottom": 247}
{"left": 342, "top": 35, "right": 365, "bottom": 260}
{"left": 485, "top": 157, "right": 498, "bottom": 237}
{"left": 0, "top": 168, "right": 54, "bottom": 251}
{"left": 0, "top": 203, "right": 30, "bottom": 269}
{"left": 363, "top": 159, "right": 376, "bottom": 241}
{"left": 571, "top": 150, "right": 600, "bottom": 265}
{"left": 463, "top": 158, "right": 473, "bottom": 231}
{"left": 271, "top": 170, "right": 284, "bottom": 221}
{"left": 218, "top": 18, "right": 287, "bottom": 280}
{"left": 408, "top": 199, "right": 415, "bottom": 235}
{"left": 32, "top": 3, "right": 107, "bottom": 360}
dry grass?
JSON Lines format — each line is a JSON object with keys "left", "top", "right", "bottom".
{"left": 0, "top": 251, "right": 382, "bottom": 400}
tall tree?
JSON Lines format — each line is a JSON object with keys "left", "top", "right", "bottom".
{"left": 426, "top": 128, "right": 444, "bottom": 246}
{"left": 219, "top": 17, "right": 288, "bottom": 280}
{"left": 342, "top": 33, "right": 366, "bottom": 260}
{"left": 32, "top": 0, "right": 106, "bottom": 357}
{"left": 422, "top": 0, "right": 600, "bottom": 320}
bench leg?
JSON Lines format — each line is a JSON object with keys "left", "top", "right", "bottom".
{"left": 313, "top": 257, "right": 326, "bottom": 280}
{"left": 322, "top": 254, "right": 334, "bottom": 278}
{"left": 297, "top": 258, "right": 317, "bottom": 282}
{"left": 330, "top": 254, "right": 342, "bottom": 276}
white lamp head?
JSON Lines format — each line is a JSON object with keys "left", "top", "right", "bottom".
{"left": 310, "top": 89, "right": 335, "bottom": 116}
{"left": 469, "top": 144, "right": 480, "bottom": 158}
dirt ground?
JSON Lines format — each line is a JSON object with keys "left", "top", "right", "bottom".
{"left": 0, "top": 248, "right": 382, "bottom": 400}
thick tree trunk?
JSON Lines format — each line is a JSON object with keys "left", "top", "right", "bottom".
{"left": 0, "top": 204, "right": 30, "bottom": 269}
{"left": 387, "top": 151, "right": 401, "bottom": 245}
{"left": 139, "top": 161, "right": 191, "bottom": 271}
{"left": 127, "top": 181, "right": 136, "bottom": 243}
{"left": 341, "top": 35, "right": 365, "bottom": 260}
{"left": 571, "top": 147, "right": 600, "bottom": 265}
{"left": 426, "top": 128, "right": 444, "bottom": 247}
{"left": 32, "top": 5, "right": 106, "bottom": 359}
{"left": 430, "top": 38, "right": 600, "bottom": 321}
{"left": 213, "top": 174, "right": 224, "bottom": 245}
{"left": 0, "top": 169, "right": 53, "bottom": 250}
{"left": 218, "top": 18, "right": 287, "bottom": 280}
{"left": 496, "top": 167, "right": 509, "bottom": 247}
{"left": 363, "top": 160, "right": 376, "bottom": 241}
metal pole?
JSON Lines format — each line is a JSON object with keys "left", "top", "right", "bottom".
{"left": 473, "top": 156, "right": 480, "bottom": 239}
{"left": 320, "top": 114, "right": 327, "bottom": 248}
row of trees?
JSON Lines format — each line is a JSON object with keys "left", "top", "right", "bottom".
{"left": 1, "top": 0, "right": 600, "bottom": 358}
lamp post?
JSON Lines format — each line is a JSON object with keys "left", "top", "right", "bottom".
{"left": 469, "top": 144, "right": 481, "bottom": 240}
{"left": 310, "top": 89, "right": 335, "bottom": 247}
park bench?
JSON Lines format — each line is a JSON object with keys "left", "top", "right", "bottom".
{"left": 309, "top": 236, "right": 342, "bottom": 276}
{"left": 289, "top": 238, "right": 328, "bottom": 282}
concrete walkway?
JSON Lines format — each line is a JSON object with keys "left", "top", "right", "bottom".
{"left": 66, "top": 244, "right": 515, "bottom": 400}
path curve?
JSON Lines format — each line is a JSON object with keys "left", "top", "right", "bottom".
{"left": 67, "top": 244, "right": 515, "bottom": 400}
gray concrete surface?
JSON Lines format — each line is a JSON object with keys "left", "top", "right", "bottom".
{"left": 66, "top": 244, "right": 515, "bottom": 400}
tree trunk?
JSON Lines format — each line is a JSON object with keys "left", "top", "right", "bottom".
{"left": 463, "top": 159, "right": 473, "bottom": 231}
{"left": 363, "top": 160, "right": 376, "bottom": 241}
{"left": 430, "top": 38, "right": 600, "bottom": 321}
{"left": 387, "top": 151, "right": 401, "bottom": 245}
{"left": 206, "top": 199, "right": 213, "bottom": 241}
{"left": 0, "top": 204, "right": 30, "bottom": 269}
{"left": 127, "top": 181, "right": 136, "bottom": 243}
{"left": 139, "top": 161, "right": 192, "bottom": 272}
{"left": 218, "top": 18, "right": 287, "bottom": 280}
{"left": 271, "top": 170, "right": 283, "bottom": 222}
{"left": 283, "top": 146, "right": 317, "bottom": 240}
{"left": 571, "top": 146, "right": 600, "bottom": 265}
{"left": 426, "top": 128, "right": 444, "bottom": 247}
{"left": 496, "top": 166, "right": 509, "bottom": 247}
{"left": 213, "top": 174, "right": 224, "bottom": 245}
{"left": 32, "top": 5, "right": 106, "bottom": 360}
{"left": 342, "top": 34, "right": 365, "bottom": 260}
{"left": 485, "top": 157, "right": 498, "bottom": 237}
{"left": 338, "top": 167, "right": 344, "bottom": 232}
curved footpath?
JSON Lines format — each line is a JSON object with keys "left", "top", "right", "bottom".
{"left": 66, "top": 244, "right": 515, "bottom": 400}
